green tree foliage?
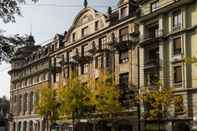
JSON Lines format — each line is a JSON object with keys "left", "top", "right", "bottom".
{"left": 57, "top": 71, "right": 123, "bottom": 121}
{"left": 57, "top": 73, "right": 90, "bottom": 120}
{"left": 0, "top": 0, "right": 37, "bottom": 63}
{"left": 36, "top": 86, "right": 60, "bottom": 125}
{"left": 87, "top": 71, "right": 123, "bottom": 115}
{"left": 184, "top": 57, "right": 197, "bottom": 64}
{"left": 138, "top": 87, "right": 182, "bottom": 120}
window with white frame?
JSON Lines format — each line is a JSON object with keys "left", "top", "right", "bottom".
{"left": 119, "top": 27, "right": 129, "bottom": 41}
{"left": 95, "top": 55, "right": 103, "bottom": 69}
{"left": 120, "top": 6, "right": 128, "bottom": 18}
{"left": 172, "top": 10, "right": 182, "bottom": 31}
{"left": 98, "top": 36, "right": 107, "bottom": 50}
{"left": 72, "top": 32, "right": 76, "bottom": 42}
{"left": 95, "top": 21, "right": 99, "bottom": 31}
{"left": 151, "top": 0, "right": 159, "bottom": 12}
{"left": 119, "top": 50, "right": 129, "bottom": 64}
{"left": 81, "top": 64, "right": 88, "bottom": 74}
{"left": 174, "top": 66, "right": 182, "bottom": 84}
{"left": 82, "top": 26, "right": 89, "bottom": 37}
{"left": 173, "top": 37, "right": 182, "bottom": 55}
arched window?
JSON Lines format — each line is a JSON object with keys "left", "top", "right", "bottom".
{"left": 23, "top": 121, "right": 27, "bottom": 131}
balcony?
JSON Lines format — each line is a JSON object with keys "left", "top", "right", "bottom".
{"left": 172, "top": 24, "right": 182, "bottom": 32}
{"left": 72, "top": 51, "right": 93, "bottom": 64}
{"left": 96, "top": 43, "right": 111, "bottom": 53}
{"left": 144, "top": 58, "right": 160, "bottom": 70}
{"left": 140, "top": 30, "right": 164, "bottom": 46}
{"left": 112, "top": 34, "right": 138, "bottom": 51}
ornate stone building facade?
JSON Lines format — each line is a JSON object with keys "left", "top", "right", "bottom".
{"left": 9, "top": 39, "right": 51, "bottom": 131}
{"left": 9, "top": 0, "right": 197, "bottom": 131}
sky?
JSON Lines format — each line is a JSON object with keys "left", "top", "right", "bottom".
{"left": 0, "top": 0, "right": 118, "bottom": 98}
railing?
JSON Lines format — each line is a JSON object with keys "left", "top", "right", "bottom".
{"left": 172, "top": 24, "right": 182, "bottom": 32}
{"left": 144, "top": 58, "right": 160, "bottom": 66}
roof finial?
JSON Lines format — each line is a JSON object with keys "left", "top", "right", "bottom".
{"left": 84, "top": 0, "right": 88, "bottom": 8}
{"left": 30, "top": 23, "right": 32, "bottom": 36}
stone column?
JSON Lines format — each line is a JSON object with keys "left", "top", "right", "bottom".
{"left": 33, "top": 121, "right": 36, "bottom": 131}
{"left": 15, "top": 122, "right": 18, "bottom": 131}
{"left": 159, "top": 15, "right": 165, "bottom": 86}
{"left": 114, "top": 50, "right": 120, "bottom": 84}
{"left": 139, "top": 47, "right": 144, "bottom": 88}
{"left": 159, "top": 43, "right": 164, "bottom": 86}
{"left": 27, "top": 93, "right": 30, "bottom": 115}
{"left": 26, "top": 121, "right": 30, "bottom": 131}
{"left": 128, "top": 49, "right": 133, "bottom": 87}
{"left": 40, "top": 120, "right": 43, "bottom": 131}
{"left": 21, "top": 121, "right": 23, "bottom": 131}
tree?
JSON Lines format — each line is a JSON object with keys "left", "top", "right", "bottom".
{"left": 87, "top": 71, "right": 123, "bottom": 115}
{"left": 184, "top": 57, "right": 197, "bottom": 64}
{"left": 57, "top": 73, "right": 91, "bottom": 130}
{"left": 138, "top": 86, "right": 183, "bottom": 130}
{"left": 0, "top": 0, "right": 37, "bottom": 63}
{"left": 57, "top": 71, "right": 123, "bottom": 130}
{"left": 36, "top": 85, "right": 60, "bottom": 131}
{"left": 85, "top": 71, "right": 124, "bottom": 131}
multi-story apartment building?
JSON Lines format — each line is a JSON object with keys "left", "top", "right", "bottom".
{"left": 8, "top": 37, "right": 51, "bottom": 131}
{"left": 49, "top": 0, "right": 139, "bottom": 130}
{"left": 8, "top": 0, "right": 197, "bottom": 131}
{"left": 138, "top": 0, "right": 197, "bottom": 130}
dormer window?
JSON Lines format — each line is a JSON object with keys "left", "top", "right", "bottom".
{"left": 120, "top": 6, "right": 128, "bottom": 18}
{"left": 151, "top": 0, "right": 159, "bottom": 12}
{"left": 82, "top": 26, "right": 88, "bottom": 37}
{"left": 72, "top": 33, "right": 76, "bottom": 42}
{"left": 95, "top": 21, "right": 99, "bottom": 31}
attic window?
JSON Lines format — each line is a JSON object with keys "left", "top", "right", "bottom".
{"left": 151, "top": 0, "right": 159, "bottom": 12}
{"left": 95, "top": 21, "right": 99, "bottom": 31}
{"left": 82, "top": 26, "right": 88, "bottom": 37}
{"left": 72, "top": 33, "right": 76, "bottom": 42}
{"left": 120, "top": 6, "right": 128, "bottom": 18}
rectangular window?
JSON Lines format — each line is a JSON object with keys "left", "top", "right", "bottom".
{"left": 147, "top": 48, "right": 159, "bottom": 64}
{"left": 106, "top": 53, "right": 110, "bottom": 67}
{"left": 148, "top": 25, "right": 159, "bottom": 38}
{"left": 174, "top": 66, "right": 182, "bottom": 83}
{"left": 95, "top": 21, "right": 99, "bottom": 31}
{"left": 175, "top": 95, "right": 184, "bottom": 114}
{"left": 81, "top": 44, "right": 88, "bottom": 56}
{"left": 119, "top": 73, "right": 129, "bottom": 89}
{"left": 119, "top": 73, "right": 129, "bottom": 108}
{"left": 151, "top": 0, "right": 159, "bottom": 12}
{"left": 95, "top": 55, "right": 103, "bottom": 69}
{"left": 81, "top": 64, "right": 88, "bottom": 74}
{"left": 172, "top": 10, "right": 182, "bottom": 31}
{"left": 72, "top": 33, "right": 76, "bottom": 42}
{"left": 173, "top": 37, "right": 181, "bottom": 55}
{"left": 98, "top": 36, "right": 107, "bottom": 50}
{"left": 119, "top": 50, "right": 129, "bottom": 64}
{"left": 119, "top": 27, "right": 128, "bottom": 41}
{"left": 144, "top": 72, "right": 159, "bottom": 86}
{"left": 120, "top": 7, "right": 128, "bottom": 18}
{"left": 82, "top": 26, "right": 88, "bottom": 37}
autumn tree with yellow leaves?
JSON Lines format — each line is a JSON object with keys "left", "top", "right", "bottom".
{"left": 36, "top": 86, "right": 60, "bottom": 131}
